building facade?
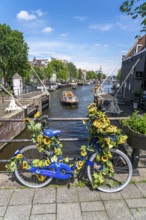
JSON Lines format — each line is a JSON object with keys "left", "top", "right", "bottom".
{"left": 121, "top": 35, "right": 146, "bottom": 99}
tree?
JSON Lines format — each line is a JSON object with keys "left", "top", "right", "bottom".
{"left": 77, "top": 69, "right": 82, "bottom": 80}
{"left": 31, "top": 66, "right": 46, "bottom": 80}
{"left": 0, "top": 24, "right": 29, "bottom": 86}
{"left": 45, "top": 62, "right": 53, "bottom": 80}
{"left": 50, "top": 59, "right": 68, "bottom": 81}
{"left": 86, "top": 71, "right": 97, "bottom": 80}
{"left": 120, "top": 0, "right": 146, "bottom": 32}
{"left": 57, "top": 69, "right": 68, "bottom": 82}
{"left": 117, "top": 68, "right": 121, "bottom": 80}
{"left": 67, "top": 62, "right": 77, "bottom": 81}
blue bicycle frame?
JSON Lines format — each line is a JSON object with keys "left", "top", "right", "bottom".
{"left": 13, "top": 129, "right": 103, "bottom": 180}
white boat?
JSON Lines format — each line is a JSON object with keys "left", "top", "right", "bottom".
{"left": 61, "top": 91, "right": 79, "bottom": 105}
{"left": 70, "top": 82, "right": 77, "bottom": 89}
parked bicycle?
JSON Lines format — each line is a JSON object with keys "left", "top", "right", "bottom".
{"left": 7, "top": 104, "right": 133, "bottom": 193}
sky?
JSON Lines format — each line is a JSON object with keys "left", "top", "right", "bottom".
{"left": 0, "top": 0, "right": 143, "bottom": 75}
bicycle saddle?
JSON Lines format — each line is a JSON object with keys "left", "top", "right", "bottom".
{"left": 43, "top": 129, "right": 61, "bottom": 138}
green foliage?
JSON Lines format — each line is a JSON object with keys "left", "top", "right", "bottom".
{"left": 31, "top": 66, "right": 45, "bottom": 80}
{"left": 120, "top": 0, "right": 146, "bottom": 32}
{"left": 86, "top": 71, "right": 97, "bottom": 80}
{"left": 83, "top": 103, "right": 128, "bottom": 188}
{"left": 121, "top": 111, "right": 146, "bottom": 134}
{"left": 50, "top": 59, "right": 68, "bottom": 81}
{"left": 46, "top": 62, "right": 53, "bottom": 79}
{"left": 96, "top": 72, "right": 106, "bottom": 80}
{"left": 0, "top": 24, "right": 29, "bottom": 85}
{"left": 78, "top": 69, "right": 82, "bottom": 80}
{"left": 117, "top": 69, "right": 121, "bottom": 80}
{"left": 67, "top": 62, "right": 77, "bottom": 80}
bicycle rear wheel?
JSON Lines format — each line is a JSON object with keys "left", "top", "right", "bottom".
{"left": 15, "top": 145, "right": 53, "bottom": 188}
{"left": 87, "top": 148, "right": 132, "bottom": 193}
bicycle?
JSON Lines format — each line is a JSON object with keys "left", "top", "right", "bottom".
{"left": 12, "top": 122, "right": 133, "bottom": 193}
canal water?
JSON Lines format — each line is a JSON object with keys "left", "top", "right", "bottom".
{"left": 0, "top": 83, "right": 113, "bottom": 170}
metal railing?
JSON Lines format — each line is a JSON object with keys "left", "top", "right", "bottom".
{"left": 0, "top": 116, "right": 127, "bottom": 172}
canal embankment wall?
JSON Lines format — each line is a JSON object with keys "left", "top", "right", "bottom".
{"left": 0, "top": 91, "right": 50, "bottom": 150}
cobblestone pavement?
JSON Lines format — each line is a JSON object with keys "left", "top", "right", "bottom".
{"left": 1, "top": 181, "right": 146, "bottom": 220}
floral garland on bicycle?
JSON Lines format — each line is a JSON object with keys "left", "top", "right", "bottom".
{"left": 6, "top": 104, "right": 128, "bottom": 187}
{"left": 6, "top": 112, "right": 65, "bottom": 179}
{"left": 76, "top": 103, "right": 128, "bottom": 188}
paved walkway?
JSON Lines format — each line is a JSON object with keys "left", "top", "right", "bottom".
{"left": 1, "top": 178, "right": 146, "bottom": 220}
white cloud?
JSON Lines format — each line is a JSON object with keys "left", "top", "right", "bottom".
{"left": 89, "top": 23, "right": 113, "bottom": 32}
{"left": 17, "top": 10, "right": 36, "bottom": 20}
{"left": 27, "top": 39, "right": 121, "bottom": 74}
{"left": 93, "top": 43, "right": 110, "bottom": 48}
{"left": 73, "top": 16, "right": 87, "bottom": 21}
{"left": 42, "top": 27, "right": 54, "bottom": 33}
{"left": 116, "top": 22, "right": 128, "bottom": 30}
{"left": 94, "top": 43, "right": 101, "bottom": 47}
{"left": 103, "top": 44, "right": 109, "bottom": 48}
{"left": 33, "top": 9, "right": 43, "bottom": 17}
{"left": 60, "top": 32, "right": 69, "bottom": 38}
{"left": 115, "top": 15, "right": 141, "bottom": 32}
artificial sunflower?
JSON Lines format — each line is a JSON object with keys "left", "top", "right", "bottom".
{"left": 54, "top": 148, "right": 62, "bottom": 156}
{"left": 39, "top": 160, "right": 43, "bottom": 167}
{"left": 36, "top": 175, "right": 46, "bottom": 182}
{"left": 43, "top": 136, "right": 51, "bottom": 145}
{"left": 37, "top": 135, "right": 43, "bottom": 144}
{"left": 23, "top": 118, "right": 30, "bottom": 123}
{"left": 101, "top": 156, "right": 108, "bottom": 162}
{"left": 34, "top": 111, "right": 40, "bottom": 118}
{"left": 77, "top": 161, "right": 84, "bottom": 170}
{"left": 81, "top": 149, "right": 87, "bottom": 157}
{"left": 16, "top": 154, "right": 23, "bottom": 159}
{"left": 118, "top": 135, "right": 128, "bottom": 144}
{"left": 22, "top": 161, "right": 29, "bottom": 170}
{"left": 45, "top": 159, "right": 50, "bottom": 166}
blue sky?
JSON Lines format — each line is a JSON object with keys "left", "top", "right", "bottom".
{"left": 0, "top": 0, "right": 142, "bottom": 75}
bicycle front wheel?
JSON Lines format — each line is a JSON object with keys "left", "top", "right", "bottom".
{"left": 15, "top": 145, "right": 53, "bottom": 188}
{"left": 87, "top": 148, "right": 133, "bottom": 193}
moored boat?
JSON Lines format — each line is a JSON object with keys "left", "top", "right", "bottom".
{"left": 70, "top": 82, "right": 77, "bottom": 89}
{"left": 61, "top": 91, "right": 79, "bottom": 105}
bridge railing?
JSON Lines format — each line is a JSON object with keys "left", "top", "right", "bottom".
{"left": 0, "top": 116, "right": 128, "bottom": 172}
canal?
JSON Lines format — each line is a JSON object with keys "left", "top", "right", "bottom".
{"left": 0, "top": 83, "right": 113, "bottom": 170}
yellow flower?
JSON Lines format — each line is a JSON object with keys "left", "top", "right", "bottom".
{"left": 107, "top": 151, "right": 112, "bottom": 158}
{"left": 22, "top": 161, "right": 28, "bottom": 170}
{"left": 92, "top": 120, "right": 102, "bottom": 128}
{"left": 39, "top": 160, "right": 43, "bottom": 167}
{"left": 45, "top": 159, "right": 50, "bottom": 166}
{"left": 34, "top": 111, "right": 40, "bottom": 118}
{"left": 103, "top": 138, "right": 111, "bottom": 145}
{"left": 23, "top": 118, "right": 30, "bottom": 123}
{"left": 81, "top": 150, "right": 87, "bottom": 157}
{"left": 16, "top": 154, "right": 23, "bottom": 159}
{"left": 118, "top": 135, "right": 128, "bottom": 144}
{"left": 43, "top": 137, "right": 51, "bottom": 145}
{"left": 36, "top": 175, "right": 46, "bottom": 182}
{"left": 101, "top": 156, "right": 108, "bottom": 162}
{"left": 54, "top": 148, "right": 62, "bottom": 155}
{"left": 37, "top": 135, "right": 43, "bottom": 144}
{"left": 78, "top": 161, "right": 83, "bottom": 167}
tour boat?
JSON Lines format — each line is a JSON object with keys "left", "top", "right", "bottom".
{"left": 61, "top": 91, "right": 79, "bottom": 105}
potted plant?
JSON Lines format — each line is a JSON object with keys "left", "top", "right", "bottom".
{"left": 121, "top": 111, "right": 146, "bottom": 149}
